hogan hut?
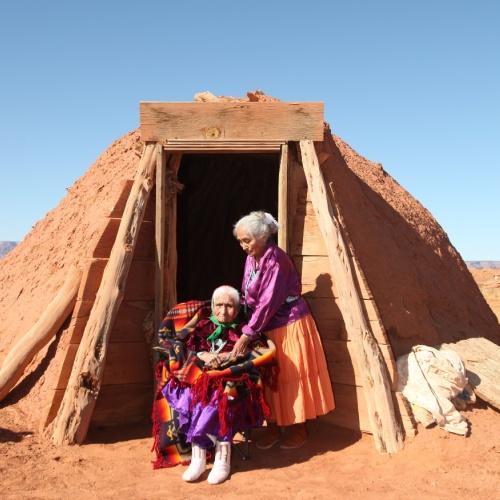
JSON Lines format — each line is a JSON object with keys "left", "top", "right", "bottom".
{"left": 0, "top": 91, "right": 498, "bottom": 453}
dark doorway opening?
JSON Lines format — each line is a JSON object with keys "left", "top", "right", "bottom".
{"left": 176, "top": 153, "right": 280, "bottom": 301}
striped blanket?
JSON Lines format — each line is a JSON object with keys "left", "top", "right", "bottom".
{"left": 152, "top": 300, "right": 276, "bottom": 469}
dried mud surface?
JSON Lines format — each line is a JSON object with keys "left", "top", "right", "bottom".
{"left": 469, "top": 268, "right": 500, "bottom": 321}
{"left": 327, "top": 135, "right": 499, "bottom": 356}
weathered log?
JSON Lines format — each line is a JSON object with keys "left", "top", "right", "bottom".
{"left": 163, "top": 153, "right": 181, "bottom": 311}
{"left": 299, "top": 139, "right": 404, "bottom": 454}
{"left": 0, "top": 265, "right": 81, "bottom": 402}
{"left": 50, "top": 143, "right": 156, "bottom": 445}
{"left": 278, "top": 143, "right": 289, "bottom": 251}
{"left": 155, "top": 143, "right": 166, "bottom": 331}
{"left": 440, "top": 337, "right": 500, "bottom": 410}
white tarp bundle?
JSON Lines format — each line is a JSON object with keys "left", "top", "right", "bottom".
{"left": 396, "top": 345, "right": 470, "bottom": 435}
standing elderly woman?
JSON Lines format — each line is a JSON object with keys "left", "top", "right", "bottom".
{"left": 232, "top": 211, "right": 335, "bottom": 449}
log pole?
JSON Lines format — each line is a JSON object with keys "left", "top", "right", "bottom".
{"left": 50, "top": 143, "right": 157, "bottom": 445}
{"left": 163, "top": 153, "right": 181, "bottom": 311}
{"left": 278, "top": 143, "right": 289, "bottom": 251}
{"left": 0, "top": 265, "right": 81, "bottom": 403}
{"left": 155, "top": 143, "right": 166, "bottom": 331}
{"left": 299, "top": 139, "right": 404, "bottom": 454}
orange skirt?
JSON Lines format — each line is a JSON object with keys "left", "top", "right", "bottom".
{"left": 265, "top": 313, "right": 335, "bottom": 426}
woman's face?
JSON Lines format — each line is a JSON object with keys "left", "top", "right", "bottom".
{"left": 212, "top": 292, "right": 239, "bottom": 323}
{"left": 235, "top": 227, "right": 267, "bottom": 260}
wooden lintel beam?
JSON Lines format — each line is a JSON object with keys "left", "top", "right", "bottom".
{"left": 140, "top": 102, "right": 324, "bottom": 142}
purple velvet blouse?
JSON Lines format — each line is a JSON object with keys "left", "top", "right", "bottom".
{"left": 241, "top": 242, "right": 309, "bottom": 339}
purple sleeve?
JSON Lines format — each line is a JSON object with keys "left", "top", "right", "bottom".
{"left": 241, "top": 259, "right": 289, "bottom": 339}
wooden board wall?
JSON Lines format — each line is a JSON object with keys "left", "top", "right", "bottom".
{"left": 41, "top": 180, "right": 155, "bottom": 429}
{"left": 287, "top": 143, "right": 415, "bottom": 436}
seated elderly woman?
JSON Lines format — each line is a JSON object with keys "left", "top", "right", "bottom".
{"left": 159, "top": 285, "right": 270, "bottom": 485}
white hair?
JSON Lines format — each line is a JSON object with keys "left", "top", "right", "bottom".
{"left": 211, "top": 285, "right": 240, "bottom": 308}
{"left": 233, "top": 211, "right": 280, "bottom": 241}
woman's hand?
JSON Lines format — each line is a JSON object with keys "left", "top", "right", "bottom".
{"left": 231, "top": 334, "right": 250, "bottom": 358}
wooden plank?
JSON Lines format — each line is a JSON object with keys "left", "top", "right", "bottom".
{"left": 46, "top": 384, "right": 154, "bottom": 429}
{"left": 79, "top": 258, "right": 107, "bottom": 301}
{"left": 111, "top": 301, "right": 154, "bottom": 344}
{"left": 93, "top": 219, "right": 120, "bottom": 259}
{"left": 295, "top": 257, "right": 381, "bottom": 302}
{"left": 351, "top": 253, "right": 374, "bottom": 300}
{"left": 441, "top": 337, "right": 500, "bottom": 410}
{"left": 79, "top": 259, "right": 154, "bottom": 302}
{"left": 300, "top": 140, "right": 403, "bottom": 454}
{"left": 54, "top": 343, "right": 79, "bottom": 390}
{"left": 125, "top": 261, "right": 155, "bottom": 301}
{"left": 368, "top": 320, "right": 388, "bottom": 346}
{"left": 290, "top": 212, "right": 328, "bottom": 256}
{"left": 140, "top": 102, "right": 324, "bottom": 142}
{"left": 315, "top": 318, "right": 347, "bottom": 342}
{"left": 164, "top": 140, "right": 283, "bottom": 152}
{"left": 394, "top": 391, "right": 417, "bottom": 438}
{"left": 108, "top": 180, "right": 133, "bottom": 218}
{"left": 306, "top": 297, "right": 343, "bottom": 321}
{"left": 286, "top": 143, "right": 307, "bottom": 240}
{"left": 72, "top": 299, "right": 94, "bottom": 319}
{"left": 321, "top": 383, "right": 371, "bottom": 432}
{"left": 93, "top": 219, "right": 154, "bottom": 260}
{"left": 321, "top": 384, "right": 416, "bottom": 437}
{"left": 164, "top": 154, "right": 181, "bottom": 311}
{"left": 305, "top": 297, "right": 388, "bottom": 345}
{"left": 363, "top": 299, "right": 382, "bottom": 321}
{"left": 50, "top": 143, "right": 157, "bottom": 445}
{"left": 42, "top": 388, "right": 65, "bottom": 428}
{"left": 0, "top": 266, "right": 81, "bottom": 402}
{"left": 277, "top": 144, "right": 289, "bottom": 251}
{"left": 165, "top": 140, "right": 285, "bottom": 146}
{"left": 109, "top": 179, "right": 154, "bottom": 222}
{"left": 69, "top": 301, "right": 153, "bottom": 344}
{"left": 91, "top": 383, "right": 153, "bottom": 426}
{"left": 101, "top": 342, "right": 152, "bottom": 386}
{"left": 294, "top": 255, "right": 338, "bottom": 297}
{"left": 155, "top": 144, "right": 166, "bottom": 331}
{"left": 55, "top": 340, "right": 153, "bottom": 391}
{"left": 68, "top": 315, "right": 90, "bottom": 344}
{"left": 323, "top": 340, "right": 397, "bottom": 387}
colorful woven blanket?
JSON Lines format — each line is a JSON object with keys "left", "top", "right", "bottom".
{"left": 151, "top": 300, "right": 276, "bottom": 469}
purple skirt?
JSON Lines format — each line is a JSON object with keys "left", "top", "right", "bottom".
{"left": 162, "top": 380, "right": 265, "bottom": 449}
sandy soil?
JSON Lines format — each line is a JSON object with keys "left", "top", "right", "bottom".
{"left": 1, "top": 400, "right": 499, "bottom": 500}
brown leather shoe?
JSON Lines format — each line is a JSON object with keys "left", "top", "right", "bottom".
{"left": 279, "top": 424, "right": 307, "bottom": 450}
{"left": 255, "top": 423, "right": 281, "bottom": 450}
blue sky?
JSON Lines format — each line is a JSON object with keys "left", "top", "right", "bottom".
{"left": 0, "top": 1, "right": 498, "bottom": 259}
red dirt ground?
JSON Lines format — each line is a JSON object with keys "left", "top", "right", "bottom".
{"left": 1, "top": 400, "right": 499, "bottom": 499}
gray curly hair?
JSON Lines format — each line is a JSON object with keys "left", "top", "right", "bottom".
{"left": 233, "top": 211, "right": 280, "bottom": 241}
